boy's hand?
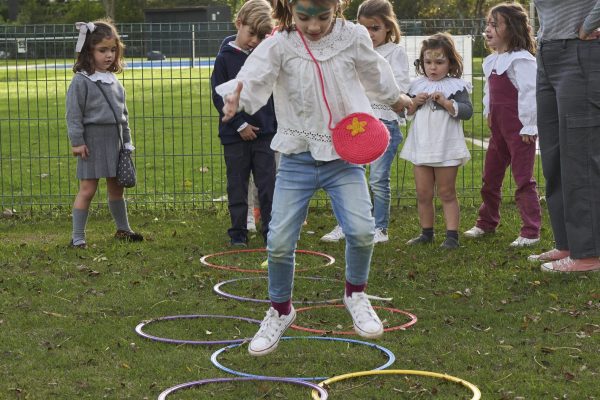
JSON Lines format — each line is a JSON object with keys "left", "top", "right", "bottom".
{"left": 240, "top": 124, "right": 259, "bottom": 141}
{"left": 72, "top": 144, "right": 89, "bottom": 160}
{"left": 222, "top": 82, "right": 243, "bottom": 122}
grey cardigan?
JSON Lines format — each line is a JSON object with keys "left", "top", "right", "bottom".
{"left": 66, "top": 73, "right": 131, "bottom": 147}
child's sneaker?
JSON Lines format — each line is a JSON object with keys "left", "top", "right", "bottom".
{"left": 440, "top": 236, "right": 460, "bottom": 249}
{"left": 510, "top": 236, "right": 540, "bottom": 247}
{"left": 69, "top": 239, "right": 87, "bottom": 249}
{"left": 463, "top": 226, "right": 490, "bottom": 238}
{"left": 406, "top": 234, "right": 433, "bottom": 245}
{"left": 248, "top": 307, "right": 296, "bottom": 356}
{"left": 528, "top": 248, "right": 570, "bottom": 262}
{"left": 247, "top": 213, "right": 257, "bottom": 233}
{"left": 230, "top": 237, "right": 248, "bottom": 247}
{"left": 320, "top": 225, "right": 345, "bottom": 242}
{"left": 343, "top": 292, "right": 383, "bottom": 339}
{"left": 373, "top": 228, "right": 389, "bottom": 244}
{"left": 114, "top": 230, "right": 144, "bottom": 242}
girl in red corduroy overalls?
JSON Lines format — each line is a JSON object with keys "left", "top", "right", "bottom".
{"left": 464, "top": 2, "right": 541, "bottom": 247}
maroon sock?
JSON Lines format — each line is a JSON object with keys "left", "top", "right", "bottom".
{"left": 271, "top": 300, "right": 292, "bottom": 316}
{"left": 345, "top": 281, "right": 366, "bottom": 297}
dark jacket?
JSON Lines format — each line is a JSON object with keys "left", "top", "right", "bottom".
{"left": 210, "top": 35, "right": 277, "bottom": 145}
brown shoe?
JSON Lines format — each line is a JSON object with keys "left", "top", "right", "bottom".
{"left": 528, "top": 248, "right": 569, "bottom": 262}
{"left": 114, "top": 230, "right": 144, "bottom": 242}
{"left": 69, "top": 239, "right": 87, "bottom": 249}
{"left": 541, "top": 257, "right": 600, "bottom": 273}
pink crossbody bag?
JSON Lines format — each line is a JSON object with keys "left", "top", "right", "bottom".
{"left": 296, "top": 29, "right": 390, "bottom": 164}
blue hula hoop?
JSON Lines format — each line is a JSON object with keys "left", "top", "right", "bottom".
{"left": 210, "top": 336, "right": 395, "bottom": 381}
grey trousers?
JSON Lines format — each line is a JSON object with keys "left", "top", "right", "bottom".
{"left": 536, "top": 39, "right": 600, "bottom": 259}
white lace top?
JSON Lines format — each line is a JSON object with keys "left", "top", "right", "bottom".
{"left": 371, "top": 42, "right": 410, "bottom": 122}
{"left": 215, "top": 19, "right": 402, "bottom": 161}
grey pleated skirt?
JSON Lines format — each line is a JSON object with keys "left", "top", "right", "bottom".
{"left": 76, "top": 124, "right": 120, "bottom": 179}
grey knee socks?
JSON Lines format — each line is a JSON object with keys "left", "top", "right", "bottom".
{"left": 108, "top": 199, "right": 131, "bottom": 232}
{"left": 72, "top": 208, "right": 89, "bottom": 245}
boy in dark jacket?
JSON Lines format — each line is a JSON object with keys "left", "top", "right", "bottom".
{"left": 210, "top": 0, "right": 276, "bottom": 247}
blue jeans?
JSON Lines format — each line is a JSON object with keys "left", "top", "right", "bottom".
{"left": 267, "top": 152, "right": 375, "bottom": 302}
{"left": 369, "top": 119, "right": 403, "bottom": 230}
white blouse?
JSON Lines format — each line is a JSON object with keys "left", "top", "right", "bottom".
{"left": 371, "top": 42, "right": 410, "bottom": 122}
{"left": 216, "top": 19, "right": 402, "bottom": 161}
{"left": 78, "top": 70, "right": 117, "bottom": 84}
{"left": 482, "top": 51, "right": 538, "bottom": 136}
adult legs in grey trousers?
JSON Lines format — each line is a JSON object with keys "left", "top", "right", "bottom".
{"left": 536, "top": 39, "right": 600, "bottom": 259}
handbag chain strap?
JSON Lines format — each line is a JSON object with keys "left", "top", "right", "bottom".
{"left": 95, "top": 81, "right": 124, "bottom": 149}
{"left": 296, "top": 30, "right": 334, "bottom": 131}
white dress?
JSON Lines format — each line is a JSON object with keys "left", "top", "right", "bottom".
{"left": 216, "top": 19, "right": 402, "bottom": 162}
{"left": 400, "top": 77, "right": 472, "bottom": 167}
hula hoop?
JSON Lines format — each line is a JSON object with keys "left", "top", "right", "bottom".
{"left": 213, "top": 276, "right": 343, "bottom": 304}
{"left": 135, "top": 314, "right": 261, "bottom": 345}
{"left": 290, "top": 304, "right": 417, "bottom": 335}
{"left": 157, "top": 377, "right": 328, "bottom": 400}
{"left": 311, "top": 369, "right": 481, "bottom": 400}
{"left": 210, "top": 336, "right": 395, "bottom": 381}
{"left": 200, "top": 248, "right": 335, "bottom": 273}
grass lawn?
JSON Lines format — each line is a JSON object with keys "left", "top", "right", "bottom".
{"left": 1, "top": 205, "right": 598, "bottom": 399}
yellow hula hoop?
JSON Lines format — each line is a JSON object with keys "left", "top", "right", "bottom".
{"left": 311, "top": 369, "right": 481, "bottom": 400}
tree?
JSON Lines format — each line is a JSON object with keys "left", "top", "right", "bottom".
{"left": 100, "top": 0, "right": 115, "bottom": 20}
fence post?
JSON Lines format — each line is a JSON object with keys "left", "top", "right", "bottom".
{"left": 191, "top": 24, "right": 195, "bottom": 69}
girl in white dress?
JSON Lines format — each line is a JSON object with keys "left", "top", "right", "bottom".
{"left": 400, "top": 32, "right": 472, "bottom": 249}
{"left": 217, "top": 0, "right": 412, "bottom": 356}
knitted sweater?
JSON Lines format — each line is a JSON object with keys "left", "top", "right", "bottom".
{"left": 66, "top": 72, "right": 131, "bottom": 147}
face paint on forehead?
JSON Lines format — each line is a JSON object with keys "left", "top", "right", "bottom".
{"left": 294, "top": 2, "right": 332, "bottom": 16}
{"left": 424, "top": 49, "right": 446, "bottom": 60}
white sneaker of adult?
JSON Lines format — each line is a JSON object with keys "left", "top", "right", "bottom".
{"left": 373, "top": 228, "right": 389, "bottom": 244}
{"left": 510, "top": 236, "right": 540, "bottom": 247}
{"left": 247, "top": 213, "right": 257, "bottom": 233}
{"left": 343, "top": 292, "right": 383, "bottom": 339}
{"left": 248, "top": 307, "right": 296, "bottom": 356}
{"left": 463, "top": 226, "right": 486, "bottom": 238}
{"left": 320, "top": 225, "right": 345, "bottom": 242}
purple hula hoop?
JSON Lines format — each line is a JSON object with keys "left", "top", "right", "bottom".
{"left": 157, "top": 377, "right": 328, "bottom": 400}
{"left": 135, "top": 314, "right": 261, "bottom": 345}
{"left": 213, "top": 276, "right": 343, "bottom": 304}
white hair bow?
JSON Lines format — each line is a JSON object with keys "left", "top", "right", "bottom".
{"left": 75, "top": 22, "right": 96, "bottom": 53}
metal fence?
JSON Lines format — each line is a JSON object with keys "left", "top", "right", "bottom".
{"left": 0, "top": 20, "right": 543, "bottom": 211}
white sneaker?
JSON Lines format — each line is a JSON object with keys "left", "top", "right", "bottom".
{"left": 248, "top": 307, "right": 296, "bottom": 356}
{"left": 510, "top": 236, "right": 540, "bottom": 247}
{"left": 373, "top": 228, "right": 389, "bottom": 244}
{"left": 343, "top": 292, "right": 383, "bottom": 339}
{"left": 320, "top": 225, "right": 345, "bottom": 242}
{"left": 463, "top": 226, "right": 486, "bottom": 238}
{"left": 247, "top": 213, "right": 257, "bottom": 233}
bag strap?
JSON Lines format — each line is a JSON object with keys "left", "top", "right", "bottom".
{"left": 296, "top": 30, "right": 334, "bottom": 131}
{"left": 95, "top": 81, "right": 124, "bottom": 148}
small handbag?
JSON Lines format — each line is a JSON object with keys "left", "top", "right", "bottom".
{"left": 95, "top": 81, "right": 136, "bottom": 188}
{"left": 296, "top": 30, "right": 390, "bottom": 165}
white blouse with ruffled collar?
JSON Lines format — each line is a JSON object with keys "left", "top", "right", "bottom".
{"left": 482, "top": 50, "right": 537, "bottom": 136}
{"left": 216, "top": 19, "right": 402, "bottom": 161}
